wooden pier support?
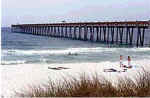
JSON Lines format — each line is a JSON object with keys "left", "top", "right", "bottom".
{"left": 136, "top": 27, "right": 145, "bottom": 47}
{"left": 90, "top": 26, "right": 94, "bottom": 41}
{"left": 84, "top": 26, "right": 88, "bottom": 41}
{"left": 74, "top": 26, "right": 77, "bottom": 40}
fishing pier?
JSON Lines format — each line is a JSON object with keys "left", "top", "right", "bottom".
{"left": 11, "top": 21, "right": 150, "bottom": 47}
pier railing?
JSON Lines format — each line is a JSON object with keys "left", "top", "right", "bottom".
{"left": 11, "top": 21, "right": 150, "bottom": 47}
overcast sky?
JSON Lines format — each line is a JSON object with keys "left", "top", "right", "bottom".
{"left": 2, "top": 0, "right": 150, "bottom": 27}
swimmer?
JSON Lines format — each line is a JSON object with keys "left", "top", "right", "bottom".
{"left": 68, "top": 52, "right": 72, "bottom": 55}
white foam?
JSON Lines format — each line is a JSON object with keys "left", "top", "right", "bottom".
{"left": 2, "top": 47, "right": 118, "bottom": 56}
{"left": 125, "top": 47, "right": 150, "bottom": 52}
{"left": 1, "top": 60, "right": 26, "bottom": 65}
{"left": 2, "top": 47, "right": 150, "bottom": 57}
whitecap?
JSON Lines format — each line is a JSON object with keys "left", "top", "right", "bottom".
{"left": 1, "top": 60, "right": 26, "bottom": 65}
{"left": 2, "top": 47, "right": 150, "bottom": 57}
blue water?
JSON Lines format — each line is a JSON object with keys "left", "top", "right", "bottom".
{"left": 1, "top": 27, "right": 150, "bottom": 65}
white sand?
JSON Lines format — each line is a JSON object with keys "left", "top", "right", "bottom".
{"left": 2, "top": 59, "right": 150, "bottom": 97}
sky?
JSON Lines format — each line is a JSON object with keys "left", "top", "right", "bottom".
{"left": 2, "top": 0, "right": 150, "bottom": 27}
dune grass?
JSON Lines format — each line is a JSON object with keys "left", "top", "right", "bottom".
{"left": 15, "top": 69, "right": 150, "bottom": 97}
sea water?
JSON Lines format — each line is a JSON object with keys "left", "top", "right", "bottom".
{"left": 1, "top": 27, "right": 150, "bottom": 65}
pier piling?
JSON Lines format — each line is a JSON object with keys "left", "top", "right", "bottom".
{"left": 11, "top": 21, "right": 150, "bottom": 47}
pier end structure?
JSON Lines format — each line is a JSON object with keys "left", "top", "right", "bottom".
{"left": 11, "top": 21, "right": 150, "bottom": 47}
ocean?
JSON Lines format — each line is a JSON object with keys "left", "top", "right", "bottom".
{"left": 1, "top": 27, "right": 150, "bottom": 65}
{"left": 1, "top": 27, "right": 150, "bottom": 96}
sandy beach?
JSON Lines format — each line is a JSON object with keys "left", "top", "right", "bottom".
{"left": 2, "top": 59, "right": 150, "bottom": 97}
